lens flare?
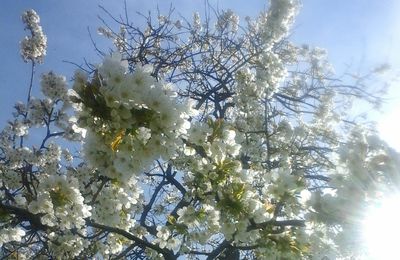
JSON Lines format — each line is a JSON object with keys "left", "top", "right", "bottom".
{"left": 362, "top": 194, "right": 400, "bottom": 259}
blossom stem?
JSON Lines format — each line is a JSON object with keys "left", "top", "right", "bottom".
{"left": 27, "top": 60, "right": 36, "bottom": 105}
{"left": 19, "top": 60, "right": 36, "bottom": 148}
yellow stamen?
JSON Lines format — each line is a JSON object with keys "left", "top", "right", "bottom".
{"left": 111, "top": 129, "right": 125, "bottom": 152}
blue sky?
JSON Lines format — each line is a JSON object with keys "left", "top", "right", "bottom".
{"left": 1, "top": 0, "right": 399, "bottom": 148}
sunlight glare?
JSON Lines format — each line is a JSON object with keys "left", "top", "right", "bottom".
{"left": 378, "top": 104, "right": 400, "bottom": 152}
{"left": 362, "top": 194, "right": 400, "bottom": 259}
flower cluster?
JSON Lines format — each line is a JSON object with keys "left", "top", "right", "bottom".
{"left": 20, "top": 9, "right": 47, "bottom": 63}
{"left": 28, "top": 174, "right": 91, "bottom": 230}
{"left": 261, "top": 0, "right": 299, "bottom": 45}
{"left": 215, "top": 9, "right": 240, "bottom": 33}
{"left": 40, "top": 72, "right": 69, "bottom": 101}
{"left": 73, "top": 53, "right": 193, "bottom": 181}
{"left": 47, "top": 231, "right": 88, "bottom": 258}
{"left": 0, "top": 227, "right": 25, "bottom": 248}
{"left": 90, "top": 180, "right": 141, "bottom": 229}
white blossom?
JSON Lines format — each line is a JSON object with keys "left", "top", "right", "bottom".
{"left": 20, "top": 9, "right": 47, "bottom": 63}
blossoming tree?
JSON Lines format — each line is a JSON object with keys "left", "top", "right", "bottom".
{"left": 1, "top": 1, "right": 399, "bottom": 259}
